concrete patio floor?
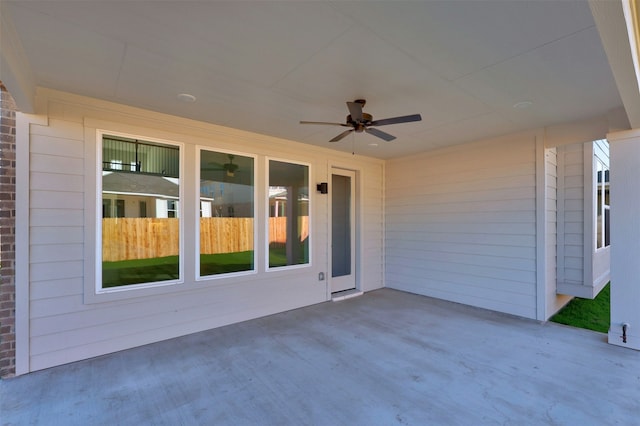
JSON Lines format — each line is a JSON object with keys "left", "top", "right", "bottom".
{"left": 2, "top": 288, "right": 639, "bottom": 425}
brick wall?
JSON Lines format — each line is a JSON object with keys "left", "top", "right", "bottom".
{"left": 0, "top": 82, "right": 17, "bottom": 378}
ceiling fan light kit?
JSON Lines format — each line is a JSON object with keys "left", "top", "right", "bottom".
{"left": 203, "top": 154, "right": 240, "bottom": 178}
{"left": 223, "top": 155, "right": 239, "bottom": 177}
{"left": 300, "top": 99, "right": 422, "bottom": 143}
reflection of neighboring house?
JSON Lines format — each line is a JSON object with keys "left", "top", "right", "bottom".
{"left": 268, "top": 187, "right": 310, "bottom": 244}
{"left": 200, "top": 181, "right": 253, "bottom": 218}
{"left": 597, "top": 168, "right": 610, "bottom": 248}
{"left": 102, "top": 172, "right": 179, "bottom": 218}
{"left": 269, "top": 186, "right": 309, "bottom": 217}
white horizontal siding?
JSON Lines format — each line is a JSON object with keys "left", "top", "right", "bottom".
{"left": 30, "top": 153, "right": 83, "bottom": 175}
{"left": 557, "top": 140, "right": 610, "bottom": 298}
{"left": 360, "top": 163, "right": 384, "bottom": 292}
{"left": 29, "top": 118, "right": 85, "bottom": 316}
{"left": 559, "top": 143, "right": 584, "bottom": 285}
{"left": 30, "top": 209, "right": 83, "bottom": 226}
{"left": 386, "top": 238, "right": 535, "bottom": 259}
{"left": 385, "top": 132, "right": 538, "bottom": 318}
{"left": 387, "top": 230, "right": 535, "bottom": 250}
{"left": 387, "top": 173, "right": 536, "bottom": 198}
{"left": 30, "top": 226, "right": 83, "bottom": 245}
{"left": 31, "top": 278, "right": 83, "bottom": 300}
{"left": 26, "top": 92, "right": 385, "bottom": 371}
{"left": 31, "top": 190, "right": 84, "bottom": 209}
{"left": 31, "top": 172, "right": 84, "bottom": 192}
{"left": 30, "top": 261, "right": 83, "bottom": 283}
{"left": 29, "top": 277, "right": 323, "bottom": 371}
{"left": 545, "top": 148, "right": 571, "bottom": 317}
{"left": 30, "top": 244, "right": 83, "bottom": 263}
{"left": 30, "top": 133, "right": 84, "bottom": 158}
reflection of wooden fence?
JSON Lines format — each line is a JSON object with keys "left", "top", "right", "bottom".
{"left": 269, "top": 217, "right": 309, "bottom": 245}
{"left": 103, "top": 218, "right": 180, "bottom": 262}
{"left": 200, "top": 218, "right": 253, "bottom": 254}
{"left": 102, "top": 217, "right": 309, "bottom": 261}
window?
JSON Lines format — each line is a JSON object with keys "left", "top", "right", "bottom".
{"left": 102, "top": 199, "right": 125, "bottom": 218}
{"left": 139, "top": 201, "right": 147, "bottom": 218}
{"left": 99, "top": 134, "right": 181, "bottom": 290}
{"left": 167, "top": 200, "right": 178, "bottom": 218}
{"left": 102, "top": 199, "right": 112, "bottom": 218}
{"left": 199, "top": 150, "right": 255, "bottom": 277}
{"left": 268, "top": 160, "right": 309, "bottom": 268}
{"left": 594, "top": 140, "right": 610, "bottom": 250}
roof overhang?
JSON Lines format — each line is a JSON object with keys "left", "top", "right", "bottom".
{"left": 590, "top": 0, "right": 640, "bottom": 129}
{"left": 0, "top": 6, "right": 36, "bottom": 113}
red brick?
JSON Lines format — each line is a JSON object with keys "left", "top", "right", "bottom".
{"left": 0, "top": 81, "right": 17, "bottom": 378}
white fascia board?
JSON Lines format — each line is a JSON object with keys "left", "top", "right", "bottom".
{"left": 0, "top": 5, "right": 36, "bottom": 113}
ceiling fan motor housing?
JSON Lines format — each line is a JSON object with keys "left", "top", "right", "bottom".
{"left": 347, "top": 112, "right": 373, "bottom": 132}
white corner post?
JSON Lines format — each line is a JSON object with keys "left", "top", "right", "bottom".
{"left": 607, "top": 129, "right": 640, "bottom": 350}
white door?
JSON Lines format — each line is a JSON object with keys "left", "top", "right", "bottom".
{"left": 331, "top": 169, "right": 356, "bottom": 293}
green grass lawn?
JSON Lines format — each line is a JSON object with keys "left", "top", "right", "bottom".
{"left": 550, "top": 283, "right": 610, "bottom": 333}
{"left": 103, "top": 246, "right": 313, "bottom": 288}
{"left": 200, "top": 251, "right": 254, "bottom": 276}
{"left": 103, "top": 255, "right": 180, "bottom": 288}
{"left": 103, "top": 251, "right": 255, "bottom": 287}
{"left": 268, "top": 243, "right": 308, "bottom": 267}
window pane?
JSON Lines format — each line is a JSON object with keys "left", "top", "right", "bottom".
{"left": 596, "top": 160, "right": 603, "bottom": 248}
{"left": 603, "top": 162, "right": 610, "bottom": 248}
{"left": 101, "top": 136, "right": 180, "bottom": 289}
{"left": 199, "top": 151, "right": 255, "bottom": 276}
{"left": 596, "top": 159, "right": 611, "bottom": 249}
{"left": 268, "top": 160, "right": 309, "bottom": 267}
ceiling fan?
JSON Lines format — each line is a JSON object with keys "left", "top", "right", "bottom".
{"left": 223, "top": 155, "right": 239, "bottom": 177}
{"left": 203, "top": 154, "right": 240, "bottom": 177}
{"left": 300, "top": 99, "right": 422, "bottom": 142}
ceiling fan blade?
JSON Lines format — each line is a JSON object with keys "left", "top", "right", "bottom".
{"left": 370, "top": 114, "right": 422, "bottom": 127}
{"left": 365, "top": 127, "right": 396, "bottom": 142}
{"left": 330, "top": 129, "right": 354, "bottom": 142}
{"left": 300, "top": 121, "right": 349, "bottom": 126}
{"left": 347, "top": 102, "right": 363, "bottom": 122}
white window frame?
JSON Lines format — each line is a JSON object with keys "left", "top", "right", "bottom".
{"left": 95, "top": 130, "right": 185, "bottom": 295}
{"left": 196, "top": 146, "right": 258, "bottom": 281}
{"left": 265, "top": 157, "right": 312, "bottom": 272}
{"left": 593, "top": 139, "right": 610, "bottom": 252}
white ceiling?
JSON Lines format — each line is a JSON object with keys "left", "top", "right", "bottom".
{"left": 0, "top": 1, "right": 629, "bottom": 159}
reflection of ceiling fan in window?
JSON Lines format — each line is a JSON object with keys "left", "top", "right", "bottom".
{"left": 223, "top": 155, "right": 238, "bottom": 177}
{"left": 204, "top": 154, "right": 239, "bottom": 178}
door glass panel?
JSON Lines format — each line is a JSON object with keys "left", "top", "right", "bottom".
{"left": 332, "top": 174, "right": 351, "bottom": 277}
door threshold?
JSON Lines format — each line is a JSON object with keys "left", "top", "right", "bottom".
{"left": 331, "top": 289, "right": 363, "bottom": 302}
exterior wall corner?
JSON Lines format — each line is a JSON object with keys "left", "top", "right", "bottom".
{"left": 0, "top": 81, "right": 17, "bottom": 378}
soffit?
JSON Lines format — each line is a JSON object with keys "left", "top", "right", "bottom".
{"left": 1, "top": 1, "right": 627, "bottom": 159}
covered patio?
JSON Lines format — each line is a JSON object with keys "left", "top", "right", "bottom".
{"left": 2, "top": 289, "right": 638, "bottom": 425}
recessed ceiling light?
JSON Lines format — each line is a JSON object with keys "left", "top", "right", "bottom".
{"left": 368, "top": 143, "right": 379, "bottom": 147}
{"left": 513, "top": 100, "right": 533, "bottom": 109}
{"left": 177, "top": 93, "right": 196, "bottom": 103}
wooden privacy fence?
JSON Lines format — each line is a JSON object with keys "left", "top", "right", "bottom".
{"left": 102, "top": 217, "right": 309, "bottom": 261}
{"left": 200, "top": 217, "right": 253, "bottom": 255}
{"left": 103, "top": 218, "right": 180, "bottom": 262}
{"left": 268, "top": 216, "right": 309, "bottom": 247}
